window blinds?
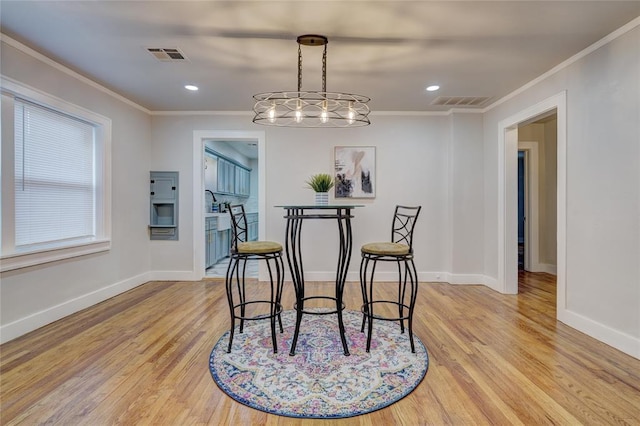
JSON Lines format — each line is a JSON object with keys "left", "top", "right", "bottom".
{"left": 14, "top": 99, "right": 96, "bottom": 247}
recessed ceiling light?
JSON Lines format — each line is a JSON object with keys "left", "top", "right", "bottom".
{"left": 426, "top": 85, "right": 440, "bottom": 92}
{"left": 185, "top": 85, "right": 199, "bottom": 91}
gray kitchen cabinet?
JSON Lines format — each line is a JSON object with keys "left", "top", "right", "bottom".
{"left": 205, "top": 217, "right": 217, "bottom": 268}
{"left": 204, "top": 153, "right": 218, "bottom": 193}
{"left": 207, "top": 149, "right": 251, "bottom": 198}
{"left": 246, "top": 213, "right": 258, "bottom": 241}
{"left": 215, "top": 229, "right": 230, "bottom": 262}
{"left": 235, "top": 166, "right": 251, "bottom": 197}
{"left": 217, "top": 158, "right": 235, "bottom": 195}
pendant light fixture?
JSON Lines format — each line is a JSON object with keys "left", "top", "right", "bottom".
{"left": 252, "top": 34, "right": 370, "bottom": 128}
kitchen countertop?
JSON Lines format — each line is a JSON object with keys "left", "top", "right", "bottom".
{"left": 205, "top": 212, "right": 228, "bottom": 218}
{"left": 205, "top": 211, "right": 258, "bottom": 218}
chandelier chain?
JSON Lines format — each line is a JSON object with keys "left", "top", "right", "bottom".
{"left": 322, "top": 44, "right": 327, "bottom": 93}
{"left": 298, "top": 44, "right": 303, "bottom": 92}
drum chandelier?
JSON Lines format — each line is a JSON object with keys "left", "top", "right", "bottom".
{"left": 252, "top": 34, "right": 371, "bottom": 128}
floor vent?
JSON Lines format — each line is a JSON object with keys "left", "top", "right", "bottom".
{"left": 146, "top": 48, "right": 188, "bottom": 62}
{"left": 432, "top": 96, "right": 492, "bottom": 107}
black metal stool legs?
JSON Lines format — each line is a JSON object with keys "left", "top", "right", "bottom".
{"left": 359, "top": 256, "right": 369, "bottom": 333}
{"left": 359, "top": 254, "right": 418, "bottom": 354}
{"left": 225, "top": 257, "right": 239, "bottom": 353}
{"left": 407, "top": 258, "right": 418, "bottom": 353}
{"left": 225, "top": 253, "right": 284, "bottom": 354}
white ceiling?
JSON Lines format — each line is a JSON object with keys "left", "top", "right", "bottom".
{"left": 1, "top": 1, "right": 639, "bottom": 112}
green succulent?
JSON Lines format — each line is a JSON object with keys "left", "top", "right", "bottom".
{"left": 306, "top": 173, "right": 334, "bottom": 192}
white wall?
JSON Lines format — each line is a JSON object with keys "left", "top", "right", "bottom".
{"left": 149, "top": 113, "right": 486, "bottom": 282}
{"left": 448, "top": 113, "right": 486, "bottom": 282}
{"left": 0, "top": 39, "right": 152, "bottom": 342}
{"left": 483, "top": 24, "right": 640, "bottom": 356}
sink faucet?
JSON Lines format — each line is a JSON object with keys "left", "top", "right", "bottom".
{"left": 205, "top": 190, "right": 217, "bottom": 202}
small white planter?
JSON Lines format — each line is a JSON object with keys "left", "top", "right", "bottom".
{"left": 315, "top": 192, "right": 329, "bottom": 206}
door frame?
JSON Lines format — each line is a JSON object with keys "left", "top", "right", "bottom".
{"left": 518, "top": 142, "right": 540, "bottom": 272}
{"left": 497, "top": 91, "right": 566, "bottom": 314}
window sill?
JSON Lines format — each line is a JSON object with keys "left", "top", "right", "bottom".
{"left": 0, "top": 239, "right": 111, "bottom": 272}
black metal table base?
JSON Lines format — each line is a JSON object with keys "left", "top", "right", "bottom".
{"left": 280, "top": 206, "right": 360, "bottom": 357}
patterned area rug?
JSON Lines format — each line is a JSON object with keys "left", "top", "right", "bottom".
{"left": 209, "top": 309, "right": 429, "bottom": 419}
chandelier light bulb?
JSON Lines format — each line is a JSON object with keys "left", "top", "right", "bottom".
{"left": 295, "top": 108, "right": 303, "bottom": 123}
{"left": 347, "top": 104, "right": 355, "bottom": 125}
{"left": 268, "top": 106, "right": 276, "bottom": 123}
{"left": 321, "top": 101, "right": 329, "bottom": 123}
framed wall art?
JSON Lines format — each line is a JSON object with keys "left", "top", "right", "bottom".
{"left": 334, "top": 146, "right": 376, "bottom": 199}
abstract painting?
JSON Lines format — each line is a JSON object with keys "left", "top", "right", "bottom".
{"left": 334, "top": 146, "right": 375, "bottom": 198}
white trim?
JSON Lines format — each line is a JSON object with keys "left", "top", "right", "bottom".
{"left": 534, "top": 263, "right": 557, "bottom": 275}
{"left": 448, "top": 273, "right": 489, "bottom": 285}
{"left": 559, "top": 309, "right": 640, "bottom": 360}
{"left": 192, "top": 130, "right": 266, "bottom": 281}
{"left": 152, "top": 109, "right": 477, "bottom": 117}
{"left": 147, "top": 270, "right": 200, "bottom": 282}
{"left": 0, "top": 76, "right": 113, "bottom": 272}
{"left": 498, "top": 126, "right": 520, "bottom": 294}
{"left": 154, "top": 110, "right": 253, "bottom": 116}
{"left": 519, "top": 142, "right": 540, "bottom": 272}
{"left": 481, "top": 275, "right": 501, "bottom": 292}
{"left": 0, "top": 272, "right": 151, "bottom": 344}
{"left": 0, "top": 240, "right": 111, "bottom": 272}
{"left": 303, "top": 270, "right": 493, "bottom": 286}
{"left": 498, "top": 92, "right": 566, "bottom": 297}
{"left": 0, "top": 34, "right": 149, "bottom": 114}
{"left": 4, "top": 15, "right": 638, "bottom": 119}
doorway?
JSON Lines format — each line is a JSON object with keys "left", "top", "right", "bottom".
{"left": 497, "top": 91, "right": 566, "bottom": 315}
{"left": 518, "top": 151, "right": 526, "bottom": 270}
{"left": 192, "top": 130, "right": 266, "bottom": 281}
{"left": 203, "top": 140, "right": 259, "bottom": 278}
{"left": 517, "top": 141, "right": 541, "bottom": 274}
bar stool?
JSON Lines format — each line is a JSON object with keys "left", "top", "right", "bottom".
{"left": 225, "top": 204, "right": 285, "bottom": 353}
{"left": 359, "top": 205, "right": 421, "bottom": 353}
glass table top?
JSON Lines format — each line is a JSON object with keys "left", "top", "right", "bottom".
{"left": 275, "top": 204, "right": 365, "bottom": 209}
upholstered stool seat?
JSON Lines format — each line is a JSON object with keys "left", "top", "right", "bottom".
{"left": 361, "top": 242, "right": 410, "bottom": 256}
{"left": 237, "top": 241, "right": 282, "bottom": 254}
{"left": 360, "top": 205, "right": 422, "bottom": 353}
{"left": 225, "top": 204, "right": 284, "bottom": 354}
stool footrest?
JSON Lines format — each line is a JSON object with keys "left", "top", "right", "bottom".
{"left": 293, "top": 296, "right": 346, "bottom": 315}
{"left": 361, "top": 300, "right": 411, "bottom": 322}
{"left": 232, "top": 301, "right": 283, "bottom": 321}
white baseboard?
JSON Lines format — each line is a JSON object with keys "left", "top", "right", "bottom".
{"left": 558, "top": 307, "right": 640, "bottom": 360}
{"left": 530, "top": 263, "right": 557, "bottom": 275}
{"left": 301, "top": 270, "right": 489, "bottom": 286}
{"left": 481, "top": 275, "right": 501, "bottom": 292}
{"left": 148, "top": 270, "right": 200, "bottom": 282}
{"left": 448, "top": 273, "right": 488, "bottom": 285}
{"left": 0, "top": 271, "right": 152, "bottom": 344}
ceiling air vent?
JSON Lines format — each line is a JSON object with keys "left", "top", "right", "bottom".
{"left": 432, "top": 96, "right": 491, "bottom": 107}
{"left": 146, "top": 47, "right": 188, "bottom": 62}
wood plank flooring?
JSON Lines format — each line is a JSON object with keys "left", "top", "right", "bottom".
{"left": 1, "top": 272, "right": 639, "bottom": 425}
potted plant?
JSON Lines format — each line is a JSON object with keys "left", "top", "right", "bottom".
{"left": 306, "top": 173, "right": 334, "bottom": 205}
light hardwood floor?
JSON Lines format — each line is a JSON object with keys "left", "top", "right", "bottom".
{"left": 1, "top": 273, "right": 639, "bottom": 425}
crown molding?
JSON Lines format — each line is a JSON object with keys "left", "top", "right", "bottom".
{"left": 0, "top": 33, "right": 150, "bottom": 114}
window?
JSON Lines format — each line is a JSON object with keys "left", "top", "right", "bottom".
{"left": 1, "top": 78, "right": 111, "bottom": 271}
